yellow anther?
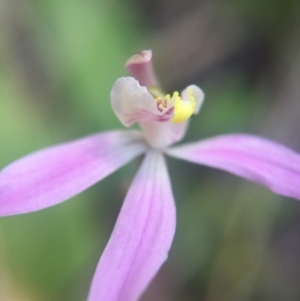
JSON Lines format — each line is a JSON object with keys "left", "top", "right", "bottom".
{"left": 158, "top": 103, "right": 164, "bottom": 110}
{"left": 171, "top": 90, "right": 196, "bottom": 123}
{"left": 188, "top": 88, "right": 195, "bottom": 102}
{"left": 155, "top": 93, "right": 171, "bottom": 112}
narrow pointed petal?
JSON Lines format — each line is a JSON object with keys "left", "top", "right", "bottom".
{"left": 167, "top": 134, "right": 300, "bottom": 200}
{"left": 88, "top": 151, "right": 176, "bottom": 301}
{"left": 0, "top": 131, "right": 147, "bottom": 216}
{"left": 125, "top": 50, "right": 159, "bottom": 88}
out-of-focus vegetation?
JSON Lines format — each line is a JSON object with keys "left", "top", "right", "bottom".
{"left": 0, "top": 0, "right": 300, "bottom": 300}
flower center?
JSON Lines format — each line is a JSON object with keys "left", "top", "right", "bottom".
{"left": 149, "top": 88, "right": 196, "bottom": 123}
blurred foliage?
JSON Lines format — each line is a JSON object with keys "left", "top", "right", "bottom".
{"left": 1, "top": 0, "right": 300, "bottom": 300}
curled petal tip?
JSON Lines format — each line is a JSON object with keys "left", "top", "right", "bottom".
{"left": 125, "top": 50, "right": 158, "bottom": 88}
{"left": 125, "top": 50, "right": 153, "bottom": 66}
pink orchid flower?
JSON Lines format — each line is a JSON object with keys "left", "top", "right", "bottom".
{"left": 1, "top": 50, "right": 300, "bottom": 301}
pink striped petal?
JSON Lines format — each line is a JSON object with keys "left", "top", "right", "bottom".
{"left": 0, "top": 131, "right": 147, "bottom": 216}
{"left": 87, "top": 151, "right": 176, "bottom": 301}
{"left": 167, "top": 134, "right": 300, "bottom": 200}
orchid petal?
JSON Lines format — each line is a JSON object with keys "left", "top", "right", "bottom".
{"left": 111, "top": 77, "right": 173, "bottom": 127}
{"left": 87, "top": 151, "right": 176, "bottom": 301}
{"left": 0, "top": 131, "right": 147, "bottom": 216}
{"left": 125, "top": 50, "right": 159, "bottom": 88}
{"left": 167, "top": 134, "right": 300, "bottom": 200}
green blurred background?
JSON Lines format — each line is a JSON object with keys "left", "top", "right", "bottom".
{"left": 1, "top": 0, "right": 300, "bottom": 300}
